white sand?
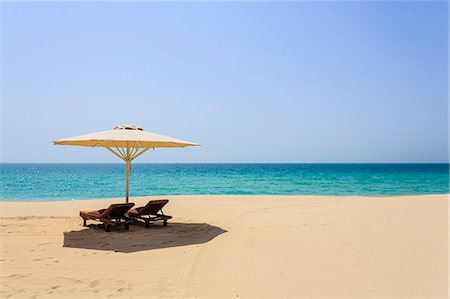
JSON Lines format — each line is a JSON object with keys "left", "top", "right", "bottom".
{"left": 0, "top": 194, "right": 448, "bottom": 298}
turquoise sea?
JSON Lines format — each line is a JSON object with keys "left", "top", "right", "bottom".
{"left": 1, "top": 163, "right": 449, "bottom": 201}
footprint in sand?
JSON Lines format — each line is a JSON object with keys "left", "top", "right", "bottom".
{"left": 32, "top": 257, "right": 53, "bottom": 262}
{"left": 89, "top": 280, "right": 101, "bottom": 288}
{"left": 8, "top": 273, "right": 31, "bottom": 279}
{"left": 116, "top": 287, "right": 129, "bottom": 293}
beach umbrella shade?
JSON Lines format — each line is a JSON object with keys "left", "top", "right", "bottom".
{"left": 53, "top": 124, "right": 198, "bottom": 202}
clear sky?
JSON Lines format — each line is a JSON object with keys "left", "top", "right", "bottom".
{"left": 1, "top": 1, "right": 448, "bottom": 163}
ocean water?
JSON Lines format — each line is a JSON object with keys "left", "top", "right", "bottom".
{"left": 1, "top": 163, "right": 449, "bottom": 201}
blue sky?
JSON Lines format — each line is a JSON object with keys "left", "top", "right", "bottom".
{"left": 2, "top": 1, "right": 448, "bottom": 163}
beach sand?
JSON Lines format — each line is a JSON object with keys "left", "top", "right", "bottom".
{"left": 0, "top": 195, "right": 448, "bottom": 298}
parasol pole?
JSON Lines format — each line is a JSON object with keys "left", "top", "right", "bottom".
{"left": 125, "top": 142, "right": 130, "bottom": 203}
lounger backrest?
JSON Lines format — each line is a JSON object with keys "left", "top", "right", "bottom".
{"left": 142, "top": 199, "right": 169, "bottom": 215}
{"left": 99, "top": 203, "right": 135, "bottom": 219}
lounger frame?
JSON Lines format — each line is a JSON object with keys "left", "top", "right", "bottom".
{"left": 80, "top": 203, "right": 135, "bottom": 232}
{"left": 129, "top": 199, "right": 172, "bottom": 228}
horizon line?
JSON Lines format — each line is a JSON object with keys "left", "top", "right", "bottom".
{"left": 1, "top": 162, "right": 449, "bottom": 165}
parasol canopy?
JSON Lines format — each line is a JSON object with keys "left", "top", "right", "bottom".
{"left": 53, "top": 124, "right": 198, "bottom": 202}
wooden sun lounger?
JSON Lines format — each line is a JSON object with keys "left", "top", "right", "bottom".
{"left": 80, "top": 203, "right": 135, "bottom": 232}
{"left": 128, "top": 199, "right": 172, "bottom": 228}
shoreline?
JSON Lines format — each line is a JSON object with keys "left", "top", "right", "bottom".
{"left": 1, "top": 192, "right": 449, "bottom": 204}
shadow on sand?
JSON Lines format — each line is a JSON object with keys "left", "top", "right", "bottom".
{"left": 63, "top": 222, "right": 227, "bottom": 253}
